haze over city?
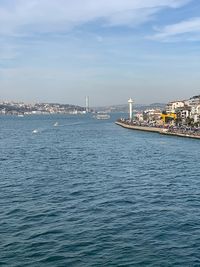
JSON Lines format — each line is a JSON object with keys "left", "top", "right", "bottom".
{"left": 0, "top": 0, "right": 200, "bottom": 106}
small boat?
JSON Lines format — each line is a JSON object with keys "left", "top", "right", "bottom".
{"left": 54, "top": 122, "right": 59, "bottom": 127}
{"left": 32, "top": 129, "right": 38, "bottom": 134}
{"left": 18, "top": 114, "right": 24, "bottom": 117}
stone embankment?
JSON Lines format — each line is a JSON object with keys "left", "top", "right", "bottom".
{"left": 115, "top": 121, "right": 200, "bottom": 140}
{"left": 115, "top": 121, "right": 161, "bottom": 133}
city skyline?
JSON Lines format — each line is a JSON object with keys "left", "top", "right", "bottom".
{"left": 0, "top": 0, "right": 200, "bottom": 106}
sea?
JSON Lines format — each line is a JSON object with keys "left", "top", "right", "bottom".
{"left": 1, "top": 114, "right": 200, "bottom": 267}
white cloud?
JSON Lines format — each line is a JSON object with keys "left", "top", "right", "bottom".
{"left": 0, "top": 0, "right": 190, "bottom": 35}
{"left": 150, "top": 17, "right": 200, "bottom": 41}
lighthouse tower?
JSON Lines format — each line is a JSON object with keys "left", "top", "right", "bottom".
{"left": 128, "top": 98, "right": 134, "bottom": 121}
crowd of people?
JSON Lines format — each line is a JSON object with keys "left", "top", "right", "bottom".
{"left": 167, "top": 125, "right": 200, "bottom": 137}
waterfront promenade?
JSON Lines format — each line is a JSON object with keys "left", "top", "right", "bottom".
{"left": 116, "top": 120, "right": 200, "bottom": 140}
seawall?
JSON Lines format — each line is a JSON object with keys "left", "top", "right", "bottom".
{"left": 115, "top": 121, "right": 200, "bottom": 140}
{"left": 115, "top": 121, "right": 161, "bottom": 133}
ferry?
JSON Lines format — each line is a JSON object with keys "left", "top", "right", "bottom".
{"left": 94, "top": 113, "right": 110, "bottom": 120}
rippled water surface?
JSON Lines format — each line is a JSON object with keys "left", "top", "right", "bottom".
{"left": 1, "top": 114, "right": 200, "bottom": 267}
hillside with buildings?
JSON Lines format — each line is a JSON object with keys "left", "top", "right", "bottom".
{"left": 116, "top": 94, "right": 200, "bottom": 139}
{"left": 133, "top": 95, "right": 200, "bottom": 127}
{"left": 0, "top": 101, "right": 86, "bottom": 115}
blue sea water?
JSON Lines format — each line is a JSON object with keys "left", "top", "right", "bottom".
{"left": 0, "top": 114, "right": 200, "bottom": 267}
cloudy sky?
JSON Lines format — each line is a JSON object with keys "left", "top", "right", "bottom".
{"left": 0, "top": 0, "right": 200, "bottom": 106}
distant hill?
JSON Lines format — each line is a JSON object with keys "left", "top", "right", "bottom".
{"left": 94, "top": 103, "right": 166, "bottom": 113}
{"left": 138, "top": 103, "right": 166, "bottom": 111}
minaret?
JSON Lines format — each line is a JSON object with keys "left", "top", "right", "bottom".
{"left": 85, "top": 96, "right": 89, "bottom": 113}
{"left": 128, "top": 98, "right": 134, "bottom": 120}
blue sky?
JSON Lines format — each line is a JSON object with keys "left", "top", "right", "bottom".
{"left": 0, "top": 0, "right": 200, "bottom": 106}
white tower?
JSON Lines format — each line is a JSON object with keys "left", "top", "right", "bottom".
{"left": 128, "top": 98, "right": 134, "bottom": 120}
{"left": 85, "top": 96, "right": 89, "bottom": 113}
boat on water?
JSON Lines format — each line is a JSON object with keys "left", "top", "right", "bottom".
{"left": 54, "top": 122, "right": 59, "bottom": 127}
{"left": 94, "top": 113, "right": 110, "bottom": 120}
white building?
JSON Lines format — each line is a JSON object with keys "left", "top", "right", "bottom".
{"left": 136, "top": 112, "right": 144, "bottom": 122}
{"left": 191, "top": 105, "right": 200, "bottom": 123}
{"left": 165, "top": 101, "right": 185, "bottom": 113}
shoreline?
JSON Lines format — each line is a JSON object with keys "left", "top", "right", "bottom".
{"left": 115, "top": 121, "right": 200, "bottom": 140}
